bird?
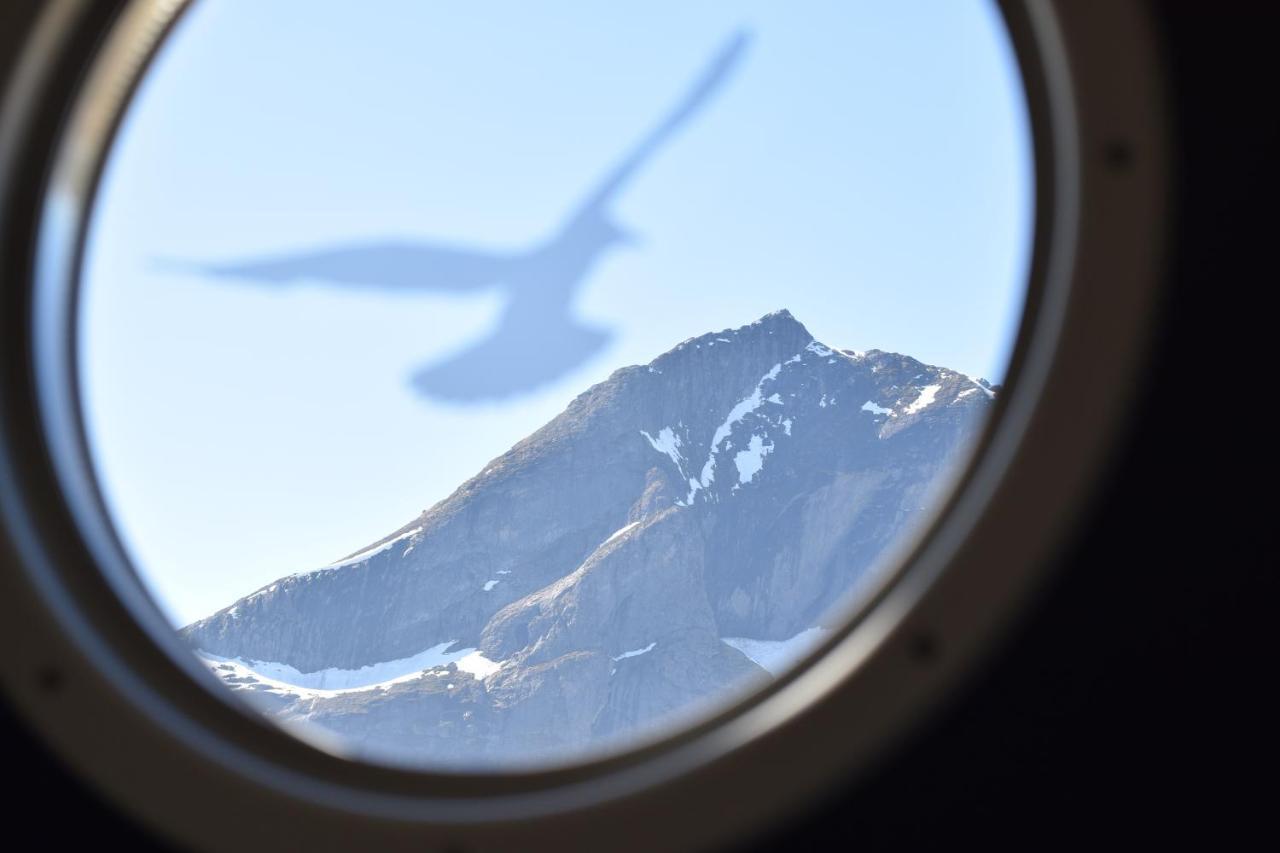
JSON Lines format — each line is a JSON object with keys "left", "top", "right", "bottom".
{"left": 183, "top": 30, "right": 752, "bottom": 403}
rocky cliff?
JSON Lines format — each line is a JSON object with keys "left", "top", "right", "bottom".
{"left": 186, "top": 310, "right": 994, "bottom": 767}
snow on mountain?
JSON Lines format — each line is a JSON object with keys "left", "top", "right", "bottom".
{"left": 182, "top": 309, "right": 993, "bottom": 767}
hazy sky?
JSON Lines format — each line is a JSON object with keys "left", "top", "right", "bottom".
{"left": 80, "top": 0, "right": 1032, "bottom": 626}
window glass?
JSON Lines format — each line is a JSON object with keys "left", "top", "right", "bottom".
{"left": 78, "top": 0, "right": 1031, "bottom": 769}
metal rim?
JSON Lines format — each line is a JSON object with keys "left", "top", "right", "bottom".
{"left": 0, "top": 1, "right": 1167, "bottom": 850}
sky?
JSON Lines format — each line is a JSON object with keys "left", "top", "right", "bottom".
{"left": 79, "top": 0, "right": 1033, "bottom": 626}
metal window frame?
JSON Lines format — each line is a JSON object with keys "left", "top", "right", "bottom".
{"left": 0, "top": 2, "right": 1167, "bottom": 850}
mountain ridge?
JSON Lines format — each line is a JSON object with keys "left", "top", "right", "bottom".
{"left": 183, "top": 309, "right": 993, "bottom": 766}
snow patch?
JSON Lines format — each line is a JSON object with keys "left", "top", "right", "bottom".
{"left": 198, "top": 639, "right": 489, "bottom": 696}
{"left": 612, "top": 642, "right": 657, "bottom": 661}
{"left": 482, "top": 579, "right": 500, "bottom": 591}
{"left": 604, "top": 521, "right": 639, "bottom": 544}
{"left": 721, "top": 628, "right": 833, "bottom": 677}
{"left": 201, "top": 657, "right": 320, "bottom": 701}
{"left": 967, "top": 377, "right": 996, "bottom": 398}
{"left": 861, "top": 400, "right": 893, "bottom": 416}
{"left": 806, "top": 338, "right": 864, "bottom": 365}
{"left": 297, "top": 526, "right": 422, "bottom": 577}
{"left": 733, "top": 435, "right": 773, "bottom": 484}
{"left": 640, "top": 427, "right": 685, "bottom": 470}
{"left": 456, "top": 650, "right": 502, "bottom": 678}
{"left": 694, "top": 361, "right": 788, "bottom": 498}
{"left": 904, "top": 384, "right": 941, "bottom": 414}
{"left": 805, "top": 341, "right": 833, "bottom": 357}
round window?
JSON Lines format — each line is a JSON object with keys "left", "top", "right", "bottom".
{"left": 77, "top": 0, "right": 1030, "bottom": 771}
{"left": 0, "top": 0, "right": 1166, "bottom": 849}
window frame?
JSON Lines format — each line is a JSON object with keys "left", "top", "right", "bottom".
{"left": 0, "top": 1, "right": 1167, "bottom": 849}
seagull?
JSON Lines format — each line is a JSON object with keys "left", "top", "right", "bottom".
{"left": 186, "top": 30, "right": 751, "bottom": 403}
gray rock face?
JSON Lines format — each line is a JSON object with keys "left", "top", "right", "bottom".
{"left": 183, "top": 310, "right": 993, "bottom": 767}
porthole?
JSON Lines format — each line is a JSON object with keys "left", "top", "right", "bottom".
{"left": 0, "top": 1, "right": 1165, "bottom": 850}
{"left": 78, "top": 0, "right": 1033, "bottom": 771}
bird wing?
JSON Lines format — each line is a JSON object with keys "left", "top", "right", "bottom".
{"left": 166, "top": 241, "right": 518, "bottom": 294}
{"left": 408, "top": 289, "right": 611, "bottom": 402}
{"left": 571, "top": 28, "right": 752, "bottom": 217}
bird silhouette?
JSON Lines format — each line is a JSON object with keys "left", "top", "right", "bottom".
{"left": 185, "top": 30, "right": 752, "bottom": 403}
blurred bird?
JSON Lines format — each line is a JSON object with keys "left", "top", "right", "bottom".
{"left": 183, "top": 30, "right": 751, "bottom": 403}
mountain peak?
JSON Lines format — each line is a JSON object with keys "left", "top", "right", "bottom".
{"left": 651, "top": 310, "right": 815, "bottom": 372}
{"left": 184, "top": 311, "right": 994, "bottom": 767}
{"left": 748, "top": 308, "right": 809, "bottom": 337}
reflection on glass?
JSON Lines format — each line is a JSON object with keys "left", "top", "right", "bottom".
{"left": 78, "top": 1, "right": 1031, "bottom": 768}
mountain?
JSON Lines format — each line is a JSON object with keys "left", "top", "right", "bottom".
{"left": 184, "top": 310, "right": 994, "bottom": 767}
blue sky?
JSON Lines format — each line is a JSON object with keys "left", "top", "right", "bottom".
{"left": 79, "top": 0, "right": 1032, "bottom": 626}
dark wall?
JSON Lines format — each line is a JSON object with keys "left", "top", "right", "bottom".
{"left": 746, "top": 3, "right": 1277, "bottom": 848}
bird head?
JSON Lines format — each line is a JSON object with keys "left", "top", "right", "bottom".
{"left": 561, "top": 211, "right": 641, "bottom": 251}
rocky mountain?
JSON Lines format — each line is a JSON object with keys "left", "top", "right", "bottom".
{"left": 184, "top": 310, "right": 994, "bottom": 767}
